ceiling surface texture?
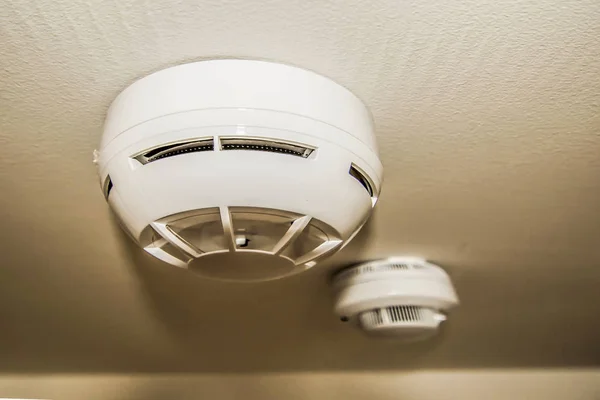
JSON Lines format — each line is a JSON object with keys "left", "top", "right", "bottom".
{"left": 1, "top": 0, "right": 600, "bottom": 373}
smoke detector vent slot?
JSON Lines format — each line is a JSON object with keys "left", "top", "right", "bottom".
{"left": 220, "top": 137, "right": 314, "bottom": 158}
{"left": 103, "top": 175, "right": 113, "bottom": 199}
{"left": 134, "top": 138, "right": 214, "bottom": 164}
{"left": 349, "top": 164, "right": 374, "bottom": 197}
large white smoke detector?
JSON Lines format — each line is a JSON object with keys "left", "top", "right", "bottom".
{"left": 333, "top": 258, "right": 459, "bottom": 340}
{"left": 96, "top": 60, "right": 382, "bottom": 281}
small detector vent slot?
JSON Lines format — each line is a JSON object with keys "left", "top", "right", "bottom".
{"left": 386, "top": 305, "right": 424, "bottom": 322}
{"left": 134, "top": 138, "right": 214, "bottom": 164}
{"left": 361, "top": 308, "right": 384, "bottom": 326}
{"left": 360, "top": 306, "right": 426, "bottom": 329}
{"left": 220, "top": 137, "right": 314, "bottom": 158}
{"left": 335, "top": 262, "right": 415, "bottom": 281}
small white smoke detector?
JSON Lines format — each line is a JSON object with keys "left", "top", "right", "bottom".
{"left": 96, "top": 60, "right": 382, "bottom": 281}
{"left": 332, "top": 257, "right": 459, "bottom": 340}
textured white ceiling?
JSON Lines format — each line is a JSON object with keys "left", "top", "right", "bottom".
{"left": 1, "top": 0, "right": 600, "bottom": 372}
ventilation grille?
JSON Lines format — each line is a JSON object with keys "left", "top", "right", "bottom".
{"left": 360, "top": 306, "right": 426, "bottom": 328}
{"left": 132, "top": 137, "right": 315, "bottom": 164}
{"left": 220, "top": 137, "right": 314, "bottom": 158}
{"left": 335, "top": 261, "right": 418, "bottom": 281}
{"left": 134, "top": 138, "right": 215, "bottom": 164}
{"left": 349, "top": 164, "right": 374, "bottom": 197}
{"left": 361, "top": 308, "right": 384, "bottom": 326}
{"left": 386, "top": 305, "right": 424, "bottom": 322}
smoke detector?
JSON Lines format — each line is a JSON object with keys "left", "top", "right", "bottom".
{"left": 332, "top": 258, "right": 459, "bottom": 340}
{"left": 96, "top": 60, "right": 382, "bottom": 281}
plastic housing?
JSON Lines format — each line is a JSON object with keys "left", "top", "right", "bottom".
{"left": 96, "top": 60, "right": 382, "bottom": 281}
{"left": 332, "top": 257, "right": 459, "bottom": 338}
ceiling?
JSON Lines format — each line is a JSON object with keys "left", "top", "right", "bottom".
{"left": 1, "top": 0, "right": 600, "bottom": 373}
